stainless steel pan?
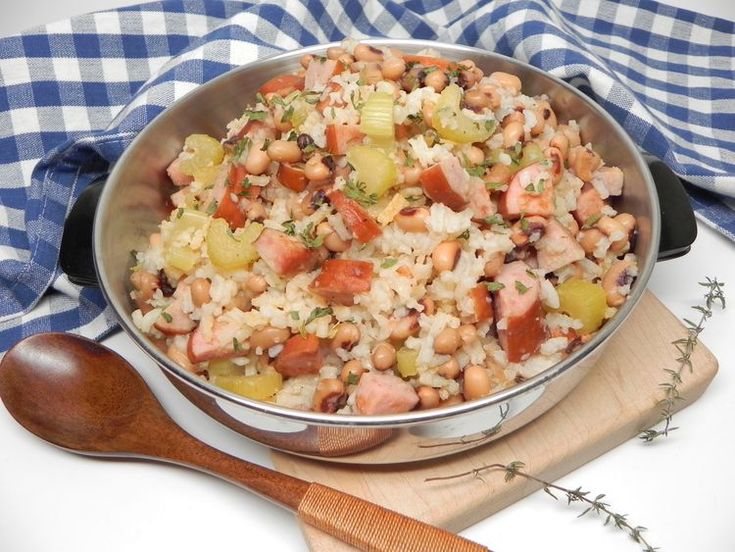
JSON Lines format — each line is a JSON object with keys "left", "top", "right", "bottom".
{"left": 91, "top": 39, "right": 694, "bottom": 463}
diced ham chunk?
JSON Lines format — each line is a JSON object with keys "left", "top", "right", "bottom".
{"left": 470, "top": 284, "right": 494, "bottom": 323}
{"left": 258, "top": 74, "right": 304, "bottom": 97}
{"left": 325, "top": 124, "right": 364, "bottom": 155}
{"left": 467, "top": 178, "right": 496, "bottom": 219}
{"left": 535, "top": 218, "right": 585, "bottom": 273}
{"left": 254, "top": 229, "right": 321, "bottom": 277}
{"left": 166, "top": 157, "right": 193, "bottom": 187}
{"left": 327, "top": 190, "right": 381, "bottom": 243}
{"left": 419, "top": 156, "right": 470, "bottom": 211}
{"left": 494, "top": 260, "right": 547, "bottom": 363}
{"left": 154, "top": 297, "right": 196, "bottom": 335}
{"left": 236, "top": 119, "right": 277, "bottom": 143}
{"left": 304, "top": 58, "right": 343, "bottom": 91}
{"left": 573, "top": 183, "right": 606, "bottom": 225}
{"left": 277, "top": 163, "right": 307, "bottom": 192}
{"left": 274, "top": 334, "right": 324, "bottom": 377}
{"left": 355, "top": 372, "right": 419, "bottom": 415}
{"left": 591, "top": 166, "right": 624, "bottom": 198}
{"left": 310, "top": 259, "right": 373, "bottom": 306}
{"left": 187, "top": 321, "right": 249, "bottom": 363}
{"left": 498, "top": 162, "right": 555, "bottom": 219}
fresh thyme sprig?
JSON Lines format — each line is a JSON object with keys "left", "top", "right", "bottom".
{"left": 426, "top": 461, "right": 658, "bottom": 552}
{"left": 639, "top": 277, "right": 726, "bottom": 442}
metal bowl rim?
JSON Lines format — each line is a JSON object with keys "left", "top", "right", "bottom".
{"left": 94, "top": 38, "right": 660, "bottom": 428}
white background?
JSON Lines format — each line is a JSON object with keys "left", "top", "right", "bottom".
{"left": 1, "top": 1, "right": 734, "bottom": 552}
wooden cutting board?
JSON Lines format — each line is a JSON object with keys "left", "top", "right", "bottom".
{"left": 272, "top": 291, "right": 718, "bottom": 551}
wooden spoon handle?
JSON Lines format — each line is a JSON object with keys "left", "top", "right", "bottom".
{"left": 298, "top": 482, "right": 490, "bottom": 552}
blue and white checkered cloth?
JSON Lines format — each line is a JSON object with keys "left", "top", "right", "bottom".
{"left": 1, "top": 0, "right": 734, "bottom": 351}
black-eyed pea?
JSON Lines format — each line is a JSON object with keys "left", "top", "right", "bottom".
{"left": 424, "top": 70, "right": 448, "bottom": 92}
{"left": 372, "top": 342, "right": 396, "bottom": 370}
{"left": 572, "top": 146, "right": 602, "bottom": 182}
{"left": 267, "top": 140, "right": 302, "bottom": 164}
{"left": 245, "top": 275, "right": 268, "bottom": 294}
{"left": 502, "top": 110, "right": 524, "bottom": 127}
{"left": 417, "top": 386, "right": 441, "bottom": 410}
{"left": 300, "top": 54, "right": 313, "bottom": 69}
{"left": 247, "top": 201, "right": 267, "bottom": 221}
{"left": 250, "top": 326, "right": 291, "bottom": 350}
{"left": 577, "top": 228, "right": 606, "bottom": 255}
{"left": 337, "top": 53, "right": 354, "bottom": 66}
{"left": 331, "top": 322, "right": 361, "bottom": 350}
{"left": 597, "top": 216, "right": 629, "bottom": 253}
{"left": 312, "top": 378, "right": 346, "bottom": 413}
{"left": 484, "top": 252, "right": 505, "bottom": 278}
{"left": 466, "top": 146, "right": 485, "bottom": 166}
{"left": 432, "top": 240, "right": 461, "bottom": 272}
{"left": 381, "top": 57, "right": 406, "bottom": 81}
{"left": 245, "top": 142, "right": 271, "bottom": 175}
{"left": 458, "top": 324, "right": 478, "bottom": 345}
{"left": 558, "top": 123, "right": 581, "bottom": 148}
{"left": 422, "top": 100, "right": 436, "bottom": 128}
{"left": 503, "top": 120, "right": 524, "bottom": 148}
{"left": 490, "top": 71, "right": 522, "bottom": 94}
{"left": 602, "top": 259, "right": 635, "bottom": 307}
{"left": 479, "top": 83, "right": 502, "bottom": 109}
{"left": 354, "top": 43, "right": 384, "bottom": 62}
{"left": 464, "top": 89, "right": 490, "bottom": 111}
{"left": 402, "top": 166, "right": 422, "bottom": 187}
{"left": 550, "top": 130, "right": 570, "bottom": 160}
{"left": 437, "top": 357, "right": 460, "bottom": 379}
{"left": 324, "top": 231, "right": 351, "bottom": 253}
{"left": 537, "top": 99, "right": 557, "bottom": 129}
{"left": 463, "top": 364, "right": 491, "bottom": 400}
{"left": 530, "top": 106, "right": 546, "bottom": 136}
{"left": 340, "top": 359, "right": 365, "bottom": 384}
{"left": 614, "top": 213, "right": 637, "bottom": 235}
{"left": 434, "top": 327, "right": 461, "bottom": 355}
{"left": 130, "top": 270, "right": 159, "bottom": 301}
{"left": 326, "top": 46, "right": 346, "bottom": 60}
{"left": 395, "top": 207, "right": 429, "bottom": 232}
{"left": 544, "top": 146, "right": 564, "bottom": 184}
{"left": 167, "top": 345, "right": 196, "bottom": 373}
{"left": 190, "top": 278, "right": 211, "bottom": 307}
{"left": 360, "top": 63, "right": 383, "bottom": 85}
{"left": 389, "top": 311, "right": 420, "bottom": 342}
{"left": 419, "top": 296, "right": 436, "bottom": 316}
{"left": 440, "top": 394, "right": 465, "bottom": 408}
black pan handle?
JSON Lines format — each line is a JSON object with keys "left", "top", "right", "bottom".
{"left": 59, "top": 176, "right": 105, "bottom": 287}
{"left": 645, "top": 157, "right": 698, "bottom": 261}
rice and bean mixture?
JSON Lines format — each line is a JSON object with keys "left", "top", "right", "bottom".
{"left": 129, "top": 40, "right": 638, "bottom": 415}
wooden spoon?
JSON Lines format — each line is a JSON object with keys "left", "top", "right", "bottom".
{"left": 0, "top": 333, "right": 489, "bottom": 552}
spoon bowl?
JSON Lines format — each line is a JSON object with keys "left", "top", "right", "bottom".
{"left": 0, "top": 332, "right": 489, "bottom": 552}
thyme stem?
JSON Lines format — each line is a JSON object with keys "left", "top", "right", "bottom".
{"left": 427, "top": 461, "right": 658, "bottom": 551}
{"left": 639, "top": 277, "right": 726, "bottom": 442}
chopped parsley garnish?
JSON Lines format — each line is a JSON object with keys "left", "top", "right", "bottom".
{"left": 485, "top": 281, "right": 505, "bottom": 292}
{"left": 519, "top": 216, "right": 529, "bottom": 231}
{"left": 458, "top": 229, "right": 470, "bottom": 240}
{"left": 524, "top": 178, "right": 545, "bottom": 194}
{"left": 302, "top": 142, "right": 318, "bottom": 155}
{"left": 346, "top": 372, "right": 359, "bottom": 385}
{"left": 232, "top": 337, "right": 243, "bottom": 352}
{"left": 281, "top": 105, "right": 295, "bottom": 123}
{"left": 404, "top": 194, "right": 423, "bottom": 203}
{"left": 254, "top": 92, "right": 267, "bottom": 105}
{"left": 466, "top": 165, "right": 486, "bottom": 178}
{"left": 583, "top": 213, "right": 602, "bottom": 229}
{"left": 232, "top": 136, "right": 251, "bottom": 159}
{"left": 344, "top": 179, "right": 378, "bottom": 207}
{"left": 289, "top": 311, "right": 300, "bottom": 321}
{"left": 260, "top": 138, "right": 271, "bottom": 151}
{"left": 484, "top": 120, "right": 497, "bottom": 132}
{"left": 515, "top": 280, "right": 529, "bottom": 294}
{"left": 484, "top": 214, "right": 507, "bottom": 227}
{"left": 176, "top": 208, "right": 184, "bottom": 219}
{"left": 525, "top": 268, "right": 538, "bottom": 279}
{"left": 161, "top": 311, "right": 173, "bottom": 323}
{"left": 303, "top": 306, "right": 333, "bottom": 328}
{"left": 405, "top": 155, "right": 415, "bottom": 168}
{"left": 381, "top": 258, "right": 398, "bottom": 269}
{"left": 301, "top": 91, "right": 321, "bottom": 105}
{"left": 485, "top": 181, "right": 506, "bottom": 191}
{"left": 237, "top": 177, "right": 252, "bottom": 195}
{"left": 298, "top": 222, "right": 325, "bottom": 249}
{"left": 406, "top": 112, "right": 423, "bottom": 123}
{"left": 282, "top": 220, "right": 296, "bottom": 236}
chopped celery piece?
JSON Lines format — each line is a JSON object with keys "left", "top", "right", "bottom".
{"left": 207, "top": 359, "right": 243, "bottom": 377}
{"left": 432, "top": 84, "right": 494, "bottom": 144}
{"left": 518, "top": 142, "right": 545, "bottom": 169}
{"left": 170, "top": 208, "right": 208, "bottom": 235}
{"left": 165, "top": 246, "right": 198, "bottom": 273}
{"left": 396, "top": 347, "right": 419, "bottom": 378}
{"left": 556, "top": 278, "right": 607, "bottom": 334}
{"left": 211, "top": 372, "right": 283, "bottom": 400}
{"left": 206, "top": 219, "right": 263, "bottom": 271}
{"left": 178, "top": 134, "right": 224, "bottom": 176}
{"left": 346, "top": 145, "right": 397, "bottom": 198}
{"left": 359, "top": 92, "right": 395, "bottom": 140}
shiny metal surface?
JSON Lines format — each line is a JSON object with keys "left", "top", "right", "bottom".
{"left": 94, "top": 39, "right": 659, "bottom": 463}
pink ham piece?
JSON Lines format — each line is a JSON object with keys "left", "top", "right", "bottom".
{"left": 498, "top": 162, "right": 555, "bottom": 219}
{"left": 304, "top": 58, "right": 343, "bottom": 90}
{"left": 154, "top": 296, "right": 196, "bottom": 335}
{"left": 254, "top": 228, "right": 320, "bottom": 277}
{"left": 534, "top": 217, "right": 585, "bottom": 273}
{"left": 419, "top": 156, "right": 471, "bottom": 211}
{"left": 591, "top": 166, "right": 624, "bottom": 197}
{"left": 274, "top": 334, "right": 324, "bottom": 377}
{"left": 573, "top": 183, "right": 606, "bottom": 225}
{"left": 467, "top": 178, "right": 496, "bottom": 219}
{"left": 187, "top": 320, "right": 249, "bottom": 363}
{"left": 494, "top": 260, "right": 547, "bottom": 363}
{"left": 354, "top": 371, "right": 419, "bottom": 415}
{"left": 166, "top": 157, "right": 193, "bottom": 187}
